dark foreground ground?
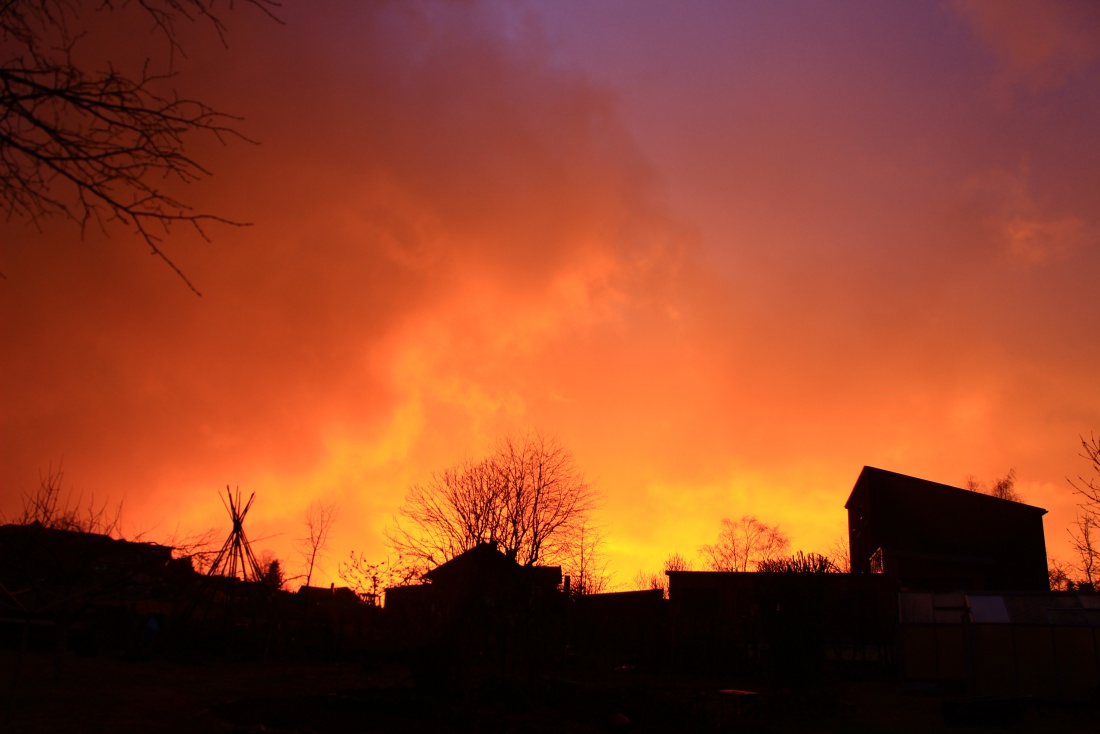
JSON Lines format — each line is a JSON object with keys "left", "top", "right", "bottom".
{"left": 2, "top": 649, "right": 1098, "bottom": 734}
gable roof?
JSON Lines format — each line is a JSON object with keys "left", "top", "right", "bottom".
{"left": 423, "top": 541, "right": 516, "bottom": 584}
{"left": 421, "top": 541, "right": 562, "bottom": 590}
{"left": 845, "top": 466, "right": 1047, "bottom": 515}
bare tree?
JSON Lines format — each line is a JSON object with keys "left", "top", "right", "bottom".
{"left": 1069, "top": 434, "right": 1100, "bottom": 509}
{"left": 1064, "top": 434, "right": 1100, "bottom": 590}
{"left": 562, "top": 521, "right": 611, "bottom": 596}
{"left": 631, "top": 570, "right": 666, "bottom": 600}
{"left": 387, "top": 432, "right": 599, "bottom": 569}
{"left": 699, "top": 515, "right": 790, "bottom": 572}
{"left": 7, "top": 461, "right": 123, "bottom": 536}
{"left": 632, "top": 552, "right": 693, "bottom": 598}
{"left": 665, "top": 551, "right": 693, "bottom": 572}
{"left": 337, "top": 551, "right": 420, "bottom": 606}
{"left": 1048, "top": 557, "right": 1073, "bottom": 592}
{"left": 965, "top": 469, "right": 1023, "bottom": 502}
{"left": 826, "top": 536, "right": 851, "bottom": 574}
{"left": 158, "top": 523, "right": 219, "bottom": 571}
{"left": 296, "top": 499, "right": 337, "bottom": 588}
{"left": 1, "top": 0, "right": 277, "bottom": 293}
{"left": 1068, "top": 512, "right": 1098, "bottom": 591}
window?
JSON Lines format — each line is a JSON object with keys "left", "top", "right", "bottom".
{"left": 870, "top": 547, "right": 884, "bottom": 574}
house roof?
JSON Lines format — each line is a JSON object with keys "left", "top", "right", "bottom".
{"left": 844, "top": 466, "right": 1047, "bottom": 515}
{"left": 423, "top": 541, "right": 516, "bottom": 584}
{"left": 422, "top": 542, "right": 562, "bottom": 589}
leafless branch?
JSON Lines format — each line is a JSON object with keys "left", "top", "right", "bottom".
{"left": 965, "top": 469, "right": 1023, "bottom": 502}
{"left": 700, "top": 515, "right": 790, "bottom": 572}
{"left": 1069, "top": 433, "right": 1100, "bottom": 510}
{"left": 1, "top": 0, "right": 279, "bottom": 294}
{"left": 296, "top": 498, "right": 337, "bottom": 588}
{"left": 386, "top": 432, "right": 600, "bottom": 569}
{"left": 10, "top": 459, "right": 124, "bottom": 536}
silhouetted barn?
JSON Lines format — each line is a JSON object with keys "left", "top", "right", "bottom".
{"left": 846, "top": 467, "right": 1049, "bottom": 591}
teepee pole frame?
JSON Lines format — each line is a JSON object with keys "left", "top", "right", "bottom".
{"left": 207, "top": 486, "right": 265, "bottom": 583}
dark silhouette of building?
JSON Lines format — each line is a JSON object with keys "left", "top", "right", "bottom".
{"left": 665, "top": 570, "right": 896, "bottom": 676}
{"left": 380, "top": 542, "right": 565, "bottom": 673}
{"left": 846, "top": 466, "right": 1048, "bottom": 591}
{"left": 0, "top": 522, "right": 188, "bottom": 655}
{"left": 898, "top": 590, "right": 1100, "bottom": 701}
{"left": 571, "top": 588, "right": 665, "bottom": 668}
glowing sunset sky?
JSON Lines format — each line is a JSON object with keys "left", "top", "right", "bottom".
{"left": 3, "top": 1, "right": 1099, "bottom": 587}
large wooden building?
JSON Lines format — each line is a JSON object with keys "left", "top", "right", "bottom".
{"left": 846, "top": 466, "right": 1049, "bottom": 592}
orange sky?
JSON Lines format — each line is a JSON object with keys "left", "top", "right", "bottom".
{"left": 3, "top": 1, "right": 1100, "bottom": 588}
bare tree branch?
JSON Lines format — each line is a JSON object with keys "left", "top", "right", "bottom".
{"left": 1, "top": 0, "right": 279, "bottom": 294}
{"left": 1068, "top": 512, "right": 1098, "bottom": 590}
{"left": 1069, "top": 433, "right": 1100, "bottom": 510}
{"left": 386, "top": 432, "right": 599, "bottom": 570}
{"left": 562, "top": 520, "right": 610, "bottom": 596}
{"left": 296, "top": 498, "right": 337, "bottom": 588}
{"left": 700, "top": 515, "right": 790, "bottom": 572}
{"left": 7, "top": 459, "right": 124, "bottom": 536}
{"left": 965, "top": 468, "right": 1023, "bottom": 502}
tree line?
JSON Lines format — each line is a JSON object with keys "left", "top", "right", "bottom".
{"left": 12, "top": 432, "right": 1100, "bottom": 598}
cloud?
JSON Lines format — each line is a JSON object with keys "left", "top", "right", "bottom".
{"left": 952, "top": 0, "right": 1100, "bottom": 87}
{"left": 3, "top": 1, "right": 1099, "bottom": 585}
{"left": 0, "top": 1, "right": 691, "bottom": 573}
{"left": 951, "top": 168, "right": 1089, "bottom": 266}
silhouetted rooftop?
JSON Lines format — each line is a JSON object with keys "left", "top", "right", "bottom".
{"left": 845, "top": 466, "right": 1047, "bottom": 514}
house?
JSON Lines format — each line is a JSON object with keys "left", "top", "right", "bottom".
{"left": 380, "top": 542, "right": 565, "bottom": 667}
{"left": 846, "top": 467, "right": 1049, "bottom": 592}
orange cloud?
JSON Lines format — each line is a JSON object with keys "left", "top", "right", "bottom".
{"left": 3, "top": 1, "right": 1099, "bottom": 588}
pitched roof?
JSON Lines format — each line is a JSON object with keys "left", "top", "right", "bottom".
{"left": 845, "top": 466, "right": 1047, "bottom": 515}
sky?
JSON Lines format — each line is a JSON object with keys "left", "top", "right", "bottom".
{"left": 3, "top": 0, "right": 1100, "bottom": 588}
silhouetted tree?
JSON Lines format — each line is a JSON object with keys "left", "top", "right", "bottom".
{"left": 1067, "top": 434, "right": 1100, "bottom": 590}
{"left": 665, "top": 551, "right": 693, "bottom": 572}
{"left": 258, "top": 552, "right": 284, "bottom": 591}
{"left": 7, "top": 461, "right": 122, "bottom": 536}
{"left": 337, "top": 551, "right": 420, "bottom": 605}
{"left": 1, "top": 0, "right": 277, "bottom": 293}
{"left": 562, "top": 521, "right": 610, "bottom": 596}
{"left": 1068, "top": 512, "right": 1098, "bottom": 590}
{"left": 632, "top": 552, "right": 693, "bottom": 598}
{"left": 632, "top": 569, "right": 663, "bottom": 594}
{"left": 757, "top": 550, "right": 837, "bottom": 574}
{"left": 1070, "top": 434, "right": 1100, "bottom": 508}
{"left": 387, "top": 432, "right": 599, "bottom": 569}
{"left": 826, "top": 536, "right": 851, "bottom": 573}
{"left": 1048, "top": 557, "right": 1073, "bottom": 591}
{"left": 965, "top": 469, "right": 1023, "bottom": 502}
{"left": 296, "top": 499, "right": 337, "bottom": 588}
{"left": 699, "top": 515, "right": 789, "bottom": 572}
